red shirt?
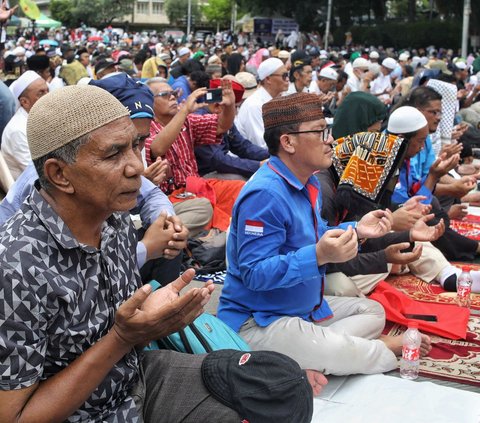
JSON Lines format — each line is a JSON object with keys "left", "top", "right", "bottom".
{"left": 145, "top": 113, "right": 220, "bottom": 192}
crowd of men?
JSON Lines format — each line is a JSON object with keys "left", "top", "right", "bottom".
{"left": 2, "top": 5, "right": 480, "bottom": 421}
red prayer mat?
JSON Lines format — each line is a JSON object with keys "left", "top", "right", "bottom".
{"left": 450, "top": 214, "right": 480, "bottom": 241}
{"left": 381, "top": 268, "right": 480, "bottom": 387}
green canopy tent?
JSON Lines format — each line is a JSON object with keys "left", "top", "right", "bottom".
{"left": 35, "top": 14, "right": 62, "bottom": 28}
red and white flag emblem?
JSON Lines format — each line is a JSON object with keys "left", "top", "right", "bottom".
{"left": 238, "top": 353, "right": 251, "bottom": 366}
{"left": 245, "top": 220, "right": 264, "bottom": 236}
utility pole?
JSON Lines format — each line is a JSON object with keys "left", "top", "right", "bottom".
{"left": 461, "top": 0, "right": 471, "bottom": 58}
{"left": 187, "top": 0, "right": 192, "bottom": 37}
{"left": 324, "top": 0, "right": 333, "bottom": 50}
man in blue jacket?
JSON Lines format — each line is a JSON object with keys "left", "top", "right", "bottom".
{"left": 217, "top": 92, "right": 431, "bottom": 375}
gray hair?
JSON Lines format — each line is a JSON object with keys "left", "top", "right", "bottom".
{"left": 33, "top": 133, "right": 91, "bottom": 191}
{"left": 146, "top": 77, "right": 168, "bottom": 86}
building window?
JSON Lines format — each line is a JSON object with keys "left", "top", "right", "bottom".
{"left": 152, "top": 2, "right": 163, "bottom": 14}
{"left": 136, "top": 1, "right": 148, "bottom": 14}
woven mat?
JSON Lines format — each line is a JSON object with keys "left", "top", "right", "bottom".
{"left": 383, "top": 268, "right": 480, "bottom": 387}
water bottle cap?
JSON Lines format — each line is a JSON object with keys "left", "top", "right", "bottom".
{"left": 461, "top": 266, "right": 470, "bottom": 272}
{"left": 407, "top": 321, "right": 419, "bottom": 329}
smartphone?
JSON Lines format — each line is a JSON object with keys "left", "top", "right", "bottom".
{"left": 204, "top": 88, "right": 222, "bottom": 104}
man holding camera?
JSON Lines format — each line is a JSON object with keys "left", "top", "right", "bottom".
{"left": 144, "top": 78, "right": 244, "bottom": 232}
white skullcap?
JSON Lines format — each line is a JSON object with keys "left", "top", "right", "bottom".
{"left": 278, "top": 50, "right": 290, "bottom": 59}
{"left": 97, "top": 42, "right": 106, "bottom": 48}
{"left": 258, "top": 58, "right": 284, "bottom": 81}
{"left": 388, "top": 106, "right": 428, "bottom": 134}
{"left": 352, "top": 57, "right": 369, "bottom": 69}
{"left": 369, "top": 51, "right": 379, "bottom": 59}
{"left": 9, "top": 70, "right": 42, "bottom": 99}
{"left": 319, "top": 67, "right": 338, "bottom": 80}
{"left": 262, "top": 49, "right": 270, "bottom": 57}
{"left": 12, "top": 46, "right": 26, "bottom": 56}
{"left": 178, "top": 47, "right": 190, "bottom": 57}
{"left": 455, "top": 61, "right": 468, "bottom": 70}
{"left": 382, "top": 57, "right": 397, "bottom": 70}
{"left": 399, "top": 52, "right": 409, "bottom": 61}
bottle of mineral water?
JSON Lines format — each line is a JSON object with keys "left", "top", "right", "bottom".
{"left": 456, "top": 267, "right": 472, "bottom": 309}
{"left": 400, "top": 321, "right": 421, "bottom": 380}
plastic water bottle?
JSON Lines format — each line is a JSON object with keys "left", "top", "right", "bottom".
{"left": 400, "top": 321, "right": 421, "bottom": 380}
{"left": 457, "top": 267, "right": 472, "bottom": 309}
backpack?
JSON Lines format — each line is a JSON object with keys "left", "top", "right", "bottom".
{"left": 144, "top": 280, "right": 250, "bottom": 354}
{"left": 146, "top": 312, "right": 250, "bottom": 354}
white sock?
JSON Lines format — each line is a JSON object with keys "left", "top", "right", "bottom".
{"left": 436, "top": 265, "right": 461, "bottom": 292}
{"left": 470, "top": 270, "right": 480, "bottom": 294}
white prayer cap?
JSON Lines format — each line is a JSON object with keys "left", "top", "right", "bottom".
{"left": 12, "top": 46, "right": 26, "bottom": 56}
{"left": 352, "top": 57, "right": 369, "bottom": 69}
{"left": 369, "top": 51, "right": 379, "bottom": 59}
{"left": 258, "top": 58, "right": 284, "bottom": 81}
{"left": 387, "top": 106, "right": 427, "bottom": 134}
{"left": 177, "top": 47, "right": 190, "bottom": 57}
{"left": 278, "top": 50, "right": 290, "bottom": 59}
{"left": 262, "top": 49, "right": 270, "bottom": 57}
{"left": 9, "top": 70, "right": 42, "bottom": 99}
{"left": 399, "top": 52, "right": 410, "bottom": 61}
{"left": 319, "top": 67, "right": 338, "bottom": 80}
{"left": 382, "top": 57, "right": 397, "bottom": 70}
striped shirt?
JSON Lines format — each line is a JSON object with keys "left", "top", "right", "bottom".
{"left": 145, "top": 113, "right": 221, "bottom": 193}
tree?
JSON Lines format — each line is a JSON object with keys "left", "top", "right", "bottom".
{"left": 72, "top": 0, "right": 134, "bottom": 27}
{"left": 202, "top": 0, "right": 231, "bottom": 32}
{"left": 50, "top": 0, "right": 75, "bottom": 27}
{"left": 165, "top": 0, "right": 200, "bottom": 28}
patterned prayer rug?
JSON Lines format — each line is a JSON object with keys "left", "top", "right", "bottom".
{"left": 383, "top": 268, "right": 480, "bottom": 387}
{"left": 450, "top": 214, "right": 480, "bottom": 241}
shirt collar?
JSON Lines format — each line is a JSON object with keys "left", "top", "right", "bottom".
{"left": 267, "top": 155, "right": 320, "bottom": 191}
{"left": 28, "top": 183, "right": 124, "bottom": 252}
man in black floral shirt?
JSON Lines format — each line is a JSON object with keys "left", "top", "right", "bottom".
{"left": 0, "top": 85, "right": 240, "bottom": 422}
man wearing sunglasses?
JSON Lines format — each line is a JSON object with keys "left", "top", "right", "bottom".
{"left": 236, "top": 58, "right": 289, "bottom": 149}
{"left": 217, "top": 93, "right": 428, "bottom": 376}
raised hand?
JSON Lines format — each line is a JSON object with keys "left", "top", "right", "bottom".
{"left": 143, "top": 158, "right": 169, "bottom": 186}
{"left": 316, "top": 226, "right": 358, "bottom": 266}
{"left": 113, "top": 269, "right": 214, "bottom": 347}
{"left": 448, "top": 203, "right": 468, "bottom": 220}
{"left": 142, "top": 212, "right": 176, "bottom": 261}
{"left": 385, "top": 242, "right": 423, "bottom": 265}
{"left": 392, "top": 206, "right": 423, "bottom": 231}
{"left": 178, "top": 87, "right": 209, "bottom": 114}
{"left": 409, "top": 214, "right": 445, "bottom": 242}
{"left": 429, "top": 153, "right": 460, "bottom": 179}
{"left": 356, "top": 209, "right": 393, "bottom": 239}
{"left": 163, "top": 215, "right": 189, "bottom": 259}
{"left": 402, "top": 195, "right": 431, "bottom": 215}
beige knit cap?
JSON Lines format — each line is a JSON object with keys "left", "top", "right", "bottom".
{"left": 27, "top": 85, "right": 129, "bottom": 160}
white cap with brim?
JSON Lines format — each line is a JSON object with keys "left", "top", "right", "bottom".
{"left": 258, "top": 58, "right": 284, "bottom": 81}
{"left": 319, "top": 67, "right": 338, "bottom": 81}
{"left": 387, "top": 106, "right": 428, "bottom": 134}
{"left": 9, "top": 70, "right": 42, "bottom": 99}
{"left": 352, "top": 57, "right": 370, "bottom": 69}
{"left": 382, "top": 57, "right": 398, "bottom": 70}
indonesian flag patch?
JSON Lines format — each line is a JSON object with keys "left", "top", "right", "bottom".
{"left": 245, "top": 220, "right": 264, "bottom": 236}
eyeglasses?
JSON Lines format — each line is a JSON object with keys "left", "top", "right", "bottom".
{"left": 155, "top": 89, "right": 180, "bottom": 99}
{"left": 286, "top": 127, "right": 332, "bottom": 142}
{"left": 270, "top": 72, "right": 289, "bottom": 80}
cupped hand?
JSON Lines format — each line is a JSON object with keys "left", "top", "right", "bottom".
{"left": 316, "top": 226, "right": 358, "bottom": 266}
{"left": 356, "top": 209, "right": 393, "bottom": 239}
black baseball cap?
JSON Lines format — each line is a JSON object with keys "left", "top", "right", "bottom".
{"left": 201, "top": 349, "right": 313, "bottom": 423}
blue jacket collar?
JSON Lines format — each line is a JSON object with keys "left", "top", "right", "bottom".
{"left": 267, "top": 155, "right": 320, "bottom": 191}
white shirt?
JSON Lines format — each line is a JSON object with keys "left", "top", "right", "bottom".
{"left": 347, "top": 74, "right": 362, "bottom": 92}
{"left": 285, "top": 82, "right": 309, "bottom": 95}
{"left": 235, "top": 86, "right": 273, "bottom": 149}
{"left": 370, "top": 72, "right": 392, "bottom": 101}
{"left": 1, "top": 107, "right": 30, "bottom": 180}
